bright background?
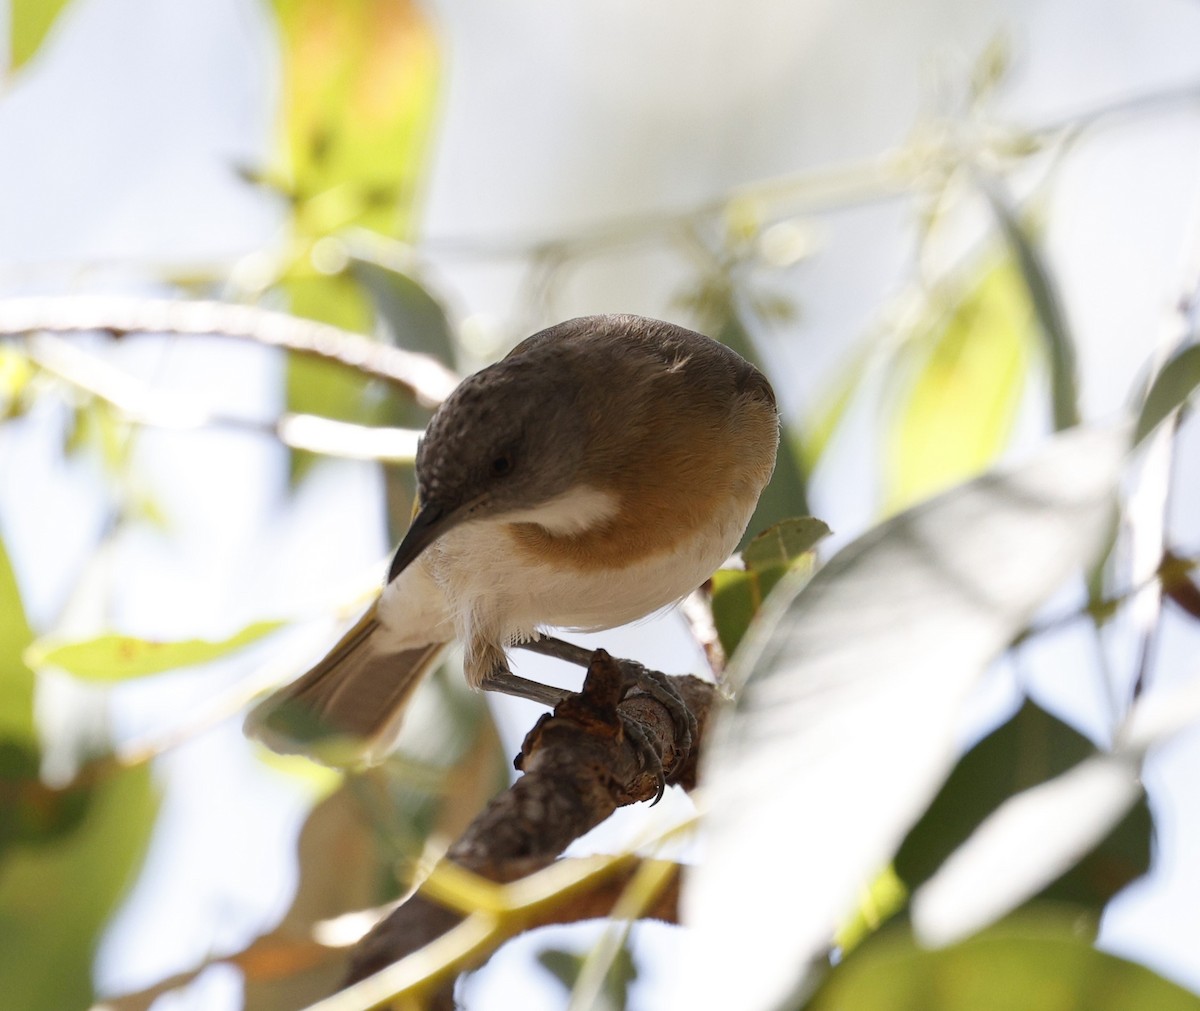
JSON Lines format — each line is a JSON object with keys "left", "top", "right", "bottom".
{"left": 2, "top": 0, "right": 1200, "bottom": 1008}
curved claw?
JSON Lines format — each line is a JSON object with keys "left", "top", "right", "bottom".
{"left": 617, "top": 660, "right": 697, "bottom": 760}
{"left": 621, "top": 715, "right": 666, "bottom": 805}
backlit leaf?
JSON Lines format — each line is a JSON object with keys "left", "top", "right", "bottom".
{"left": 271, "top": 0, "right": 439, "bottom": 238}
{"left": 887, "top": 260, "right": 1032, "bottom": 511}
{"left": 27, "top": 619, "right": 285, "bottom": 682}
{"left": 712, "top": 518, "right": 830, "bottom": 656}
{"left": 10, "top": 0, "right": 73, "bottom": 73}
{"left": 0, "top": 535, "right": 36, "bottom": 745}
{"left": 0, "top": 761, "right": 160, "bottom": 1011}
{"left": 809, "top": 916, "right": 1197, "bottom": 1011}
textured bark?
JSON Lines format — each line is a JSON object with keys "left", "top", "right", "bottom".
{"left": 344, "top": 650, "right": 715, "bottom": 1003}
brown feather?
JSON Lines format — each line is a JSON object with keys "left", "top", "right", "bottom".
{"left": 245, "top": 602, "right": 444, "bottom": 767}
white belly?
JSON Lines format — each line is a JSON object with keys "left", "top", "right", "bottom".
{"left": 375, "top": 489, "right": 752, "bottom": 684}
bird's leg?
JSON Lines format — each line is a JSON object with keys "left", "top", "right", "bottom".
{"left": 517, "top": 635, "right": 696, "bottom": 757}
{"left": 479, "top": 669, "right": 571, "bottom": 708}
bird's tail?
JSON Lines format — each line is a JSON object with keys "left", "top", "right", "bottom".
{"left": 245, "top": 601, "right": 445, "bottom": 767}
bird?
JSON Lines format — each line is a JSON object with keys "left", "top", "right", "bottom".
{"left": 246, "top": 313, "right": 779, "bottom": 767}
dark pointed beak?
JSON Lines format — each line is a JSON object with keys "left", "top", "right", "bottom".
{"left": 386, "top": 501, "right": 456, "bottom": 582}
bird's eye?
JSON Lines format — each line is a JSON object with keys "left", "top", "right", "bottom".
{"left": 491, "top": 453, "right": 514, "bottom": 476}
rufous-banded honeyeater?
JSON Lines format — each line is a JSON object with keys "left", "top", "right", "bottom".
{"left": 246, "top": 314, "right": 779, "bottom": 765}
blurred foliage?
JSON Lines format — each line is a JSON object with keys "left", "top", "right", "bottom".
{"left": 807, "top": 915, "right": 1200, "bottom": 1011}
{"left": 897, "top": 700, "right": 1152, "bottom": 917}
{"left": 885, "top": 257, "right": 1033, "bottom": 511}
{"left": 0, "top": 761, "right": 159, "bottom": 1011}
{"left": 270, "top": 0, "right": 442, "bottom": 481}
{"left": 3, "top": 8, "right": 1198, "bottom": 1009}
{"left": 983, "top": 183, "right": 1082, "bottom": 433}
{"left": 1135, "top": 343, "right": 1200, "bottom": 445}
{"left": 0, "top": 538, "right": 36, "bottom": 745}
{"left": 7, "top": 0, "right": 73, "bottom": 73}
{"left": 538, "top": 942, "right": 638, "bottom": 1011}
{"left": 26, "top": 620, "right": 285, "bottom": 683}
{"left": 0, "top": 535, "right": 162, "bottom": 1011}
{"left": 696, "top": 293, "right": 813, "bottom": 529}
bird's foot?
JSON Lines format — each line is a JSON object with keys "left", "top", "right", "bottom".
{"left": 514, "top": 635, "right": 696, "bottom": 778}
{"left": 611, "top": 658, "right": 696, "bottom": 759}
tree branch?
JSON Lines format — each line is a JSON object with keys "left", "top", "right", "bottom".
{"left": 334, "top": 651, "right": 715, "bottom": 1008}
{"left": 0, "top": 295, "right": 460, "bottom": 408}
{"left": 26, "top": 334, "right": 423, "bottom": 462}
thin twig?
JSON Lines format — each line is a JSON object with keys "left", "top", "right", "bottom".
{"left": 417, "top": 82, "right": 1200, "bottom": 261}
{"left": 0, "top": 295, "right": 460, "bottom": 408}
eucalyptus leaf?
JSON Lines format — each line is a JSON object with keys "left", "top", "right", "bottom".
{"left": 353, "top": 259, "right": 457, "bottom": 367}
{"left": 741, "top": 517, "right": 832, "bottom": 572}
{"left": 27, "top": 619, "right": 285, "bottom": 681}
{"left": 896, "top": 700, "right": 1151, "bottom": 913}
{"left": 911, "top": 660, "right": 1200, "bottom": 950}
{"left": 911, "top": 754, "right": 1142, "bottom": 947}
{"left": 809, "top": 916, "right": 1198, "bottom": 1011}
{"left": 10, "top": 0, "right": 74, "bottom": 72}
{"left": 886, "top": 260, "right": 1032, "bottom": 510}
{"left": 712, "top": 517, "right": 830, "bottom": 656}
{"left": 980, "top": 181, "right": 1081, "bottom": 432}
{"left": 0, "top": 761, "right": 160, "bottom": 1011}
{"left": 1133, "top": 343, "right": 1200, "bottom": 446}
{"left": 680, "top": 423, "right": 1126, "bottom": 1011}
{"left": 0, "top": 535, "right": 36, "bottom": 745}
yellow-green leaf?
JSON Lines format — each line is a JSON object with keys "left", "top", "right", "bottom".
{"left": 272, "top": 0, "right": 440, "bottom": 238}
{"left": 886, "top": 260, "right": 1033, "bottom": 511}
{"left": 10, "top": 0, "right": 73, "bottom": 73}
{"left": 742, "top": 516, "right": 831, "bottom": 572}
{"left": 811, "top": 916, "right": 1198, "bottom": 1011}
{"left": 0, "top": 347, "right": 35, "bottom": 417}
{"left": 711, "top": 517, "right": 828, "bottom": 656}
{"left": 0, "top": 761, "right": 160, "bottom": 1011}
{"left": 26, "top": 619, "right": 285, "bottom": 682}
{"left": 0, "top": 536, "right": 36, "bottom": 745}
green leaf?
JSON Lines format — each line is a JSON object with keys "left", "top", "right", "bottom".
{"left": 981, "top": 181, "right": 1081, "bottom": 432}
{"left": 711, "top": 518, "right": 830, "bottom": 657}
{"left": 352, "top": 258, "right": 457, "bottom": 367}
{"left": 0, "top": 347, "right": 35, "bottom": 418}
{"left": 282, "top": 268, "right": 381, "bottom": 481}
{"left": 808, "top": 916, "right": 1199, "bottom": 1011}
{"left": 351, "top": 257, "right": 446, "bottom": 539}
{"left": 912, "top": 752, "right": 1142, "bottom": 946}
{"left": 26, "top": 619, "right": 285, "bottom": 682}
{"left": 741, "top": 516, "right": 832, "bottom": 571}
{"left": 887, "top": 260, "right": 1033, "bottom": 510}
{"left": 9, "top": 0, "right": 73, "bottom": 73}
{"left": 0, "top": 741, "right": 91, "bottom": 856}
{"left": 684, "top": 423, "right": 1126, "bottom": 1011}
{"left": 0, "top": 536, "right": 36, "bottom": 746}
{"left": 897, "top": 700, "right": 1151, "bottom": 908}
{"left": 271, "top": 0, "right": 440, "bottom": 238}
{"left": 712, "top": 309, "right": 812, "bottom": 530}
{"left": 537, "top": 944, "right": 637, "bottom": 1011}
{"left": 1134, "top": 343, "right": 1200, "bottom": 446}
{"left": 0, "top": 761, "right": 160, "bottom": 1011}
